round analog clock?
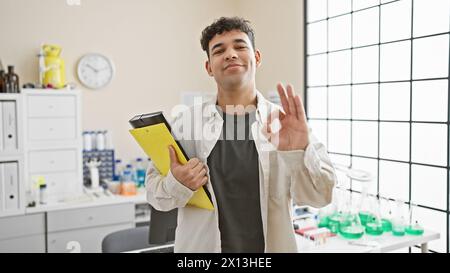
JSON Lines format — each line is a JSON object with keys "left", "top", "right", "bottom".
{"left": 77, "top": 53, "right": 114, "bottom": 89}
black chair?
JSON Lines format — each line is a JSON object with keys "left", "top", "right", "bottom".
{"left": 102, "top": 207, "right": 177, "bottom": 253}
{"left": 102, "top": 226, "right": 154, "bottom": 253}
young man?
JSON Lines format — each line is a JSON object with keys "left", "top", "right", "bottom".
{"left": 146, "top": 17, "right": 336, "bottom": 253}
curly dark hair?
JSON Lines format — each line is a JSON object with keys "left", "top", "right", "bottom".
{"left": 200, "top": 17, "right": 256, "bottom": 58}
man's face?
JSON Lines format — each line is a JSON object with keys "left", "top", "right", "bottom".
{"left": 205, "top": 30, "right": 261, "bottom": 90}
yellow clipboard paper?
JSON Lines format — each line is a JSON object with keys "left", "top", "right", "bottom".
{"left": 129, "top": 115, "right": 214, "bottom": 211}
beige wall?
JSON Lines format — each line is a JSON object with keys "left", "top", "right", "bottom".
{"left": 0, "top": 0, "right": 304, "bottom": 163}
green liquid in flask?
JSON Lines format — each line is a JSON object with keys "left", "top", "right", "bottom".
{"left": 359, "top": 211, "right": 374, "bottom": 226}
{"left": 405, "top": 225, "right": 424, "bottom": 236}
{"left": 328, "top": 213, "right": 344, "bottom": 234}
{"left": 365, "top": 222, "right": 384, "bottom": 236}
{"left": 318, "top": 216, "right": 329, "bottom": 228}
{"left": 339, "top": 225, "right": 365, "bottom": 240}
{"left": 381, "top": 218, "right": 392, "bottom": 232}
{"left": 392, "top": 226, "right": 405, "bottom": 236}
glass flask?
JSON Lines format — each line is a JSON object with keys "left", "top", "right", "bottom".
{"left": 358, "top": 186, "right": 374, "bottom": 226}
{"left": 405, "top": 202, "right": 424, "bottom": 236}
{"left": 364, "top": 196, "right": 384, "bottom": 236}
{"left": 391, "top": 199, "right": 407, "bottom": 236}
{"left": 327, "top": 187, "right": 345, "bottom": 234}
{"left": 380, "top": 197, "right": 393, "bottom": 232}
{"left": 338, "top": 196, "right": 365, "bottom": 240}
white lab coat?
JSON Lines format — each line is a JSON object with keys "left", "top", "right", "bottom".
{"left": 145, "top": 91, "right": 337, "bottom": 252}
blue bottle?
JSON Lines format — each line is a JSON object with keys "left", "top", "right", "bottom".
{"left": 113, "top": 159, "right": 123, "bottom": 181}
{"left": 135, "top": 158, "right": 146, "bottom": 188}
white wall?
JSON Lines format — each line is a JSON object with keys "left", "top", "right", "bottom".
{"left": 0, "top": 0, "right": 304, "bottom": 163}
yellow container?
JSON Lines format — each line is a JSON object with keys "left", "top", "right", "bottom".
{"left": 42, "top": 44, "right": 66, "bottom": 88}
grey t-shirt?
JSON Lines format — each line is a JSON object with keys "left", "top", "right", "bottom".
{"left": 207, "top": 107, "right": 265, "bottom": 253}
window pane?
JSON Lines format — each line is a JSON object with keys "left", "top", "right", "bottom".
{"left": 412, "top": 80, "right": 448, "bottom": 122}
{"left": 352, "top": 45, "right": 379, "bottom": 83}
{"left": 328, "top": 120, "right": 351, "bottom": 154}
{"left": 380, "top": 122, "right": 410, "bottom": 161}
{"left": 329, "top": 154, "right": 351, "bottom": 189}
{"left": 308, "top": 119, "right": 327, "bottom": 146}
{"left": 307, "top": 87, "right": 327, "bottom": 118}
{"left": 352, "top": 84, "right": 378, "bottom": 120}
{"left": 328, "top": 50, "right": 351, "bottom": 85}
{"left": 351, "top": 157, "right": 378, "bottom": 195}
{"left": 413, "top": 0, "right": 450, "bottom": 37}
{"left": 380, "top": 0, "right": 411, "bottom": 43}
{"left": 328, "top": 0, "right": 352, "bottom": 17}
{"left": 413, "top": 207, "right": 447, "bottom": 253}
{"left": 380, "top": 40, "right": 411, "bottom": 81}
{"left": 328, "top": 86, "right": 351, "bottom": 119}
{"left": 413, "top": 34, "right": 449, "bottom": 79}
{"left": 380, "top": 82, "right": 410, "bottom": 121}
{"left": 411, "top": 165, "right": 447, "bottom": 210}
{"left": 379, "top": 160, "right": 409, "bottom": 201}
{"left": 412, "top": 123, "right": 447, "bottom": 166}
{"left": 328, "top": 14, "right": 351, "bottom": 51}
{"left": 352, "top": 121, "right": 378, "bottom": 157}
{"left": 353, "top": 7, "right": 380, "bottom": 47}
{"left": 353, "top": 0, "right": 380, "bottom": 11}
{"left": 307, "top": 0, "right": 327, "bottom": 22}
{"left": 308, "top": 21, "right": 327, "bottom": 55}
{"left": 307, "top": 54, "right": 327, "bottom": 86}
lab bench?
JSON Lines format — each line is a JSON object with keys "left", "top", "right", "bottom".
{"left": 296, "top": 229, "right": 440, "bottom": 253}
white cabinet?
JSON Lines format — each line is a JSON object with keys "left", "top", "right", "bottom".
{"left": 0, "top": 94, "right": 25, "bottom": 217}
{"left": 0, "top": 213, "right": 46, "bottom": 253}
{"left": 22, "top": 89, "right": 83, "bottom": 200}
{"left": 46, "top": 203, "right": 135, "bottom": 253}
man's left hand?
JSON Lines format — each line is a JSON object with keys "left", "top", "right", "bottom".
{"left": 262, "top": 83, "right": 309, "bottom": 151}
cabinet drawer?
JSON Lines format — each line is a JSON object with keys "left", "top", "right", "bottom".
{"left": 47, "top": 223, "right": 133, "bottom": 253}
{"left": 0, "top": 235, "right": 46, "bottom": 253}
{"left": 47, "top": 203, "right": 135, "bottom": 232}
{"left": 29, "top": 149, "right": 77, "bottom": 173}
{"left": 27, "top": 95, "right": 76, "bottom": 118}
{"left": 0, "top": 213, "right": 45, "bottom": 241}
{"left": 28, "top": 118, "right": 76, "bottom": 141}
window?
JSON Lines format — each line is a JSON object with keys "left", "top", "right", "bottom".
{"left": 305, "top": 0, "right": 450, "bottom": 252}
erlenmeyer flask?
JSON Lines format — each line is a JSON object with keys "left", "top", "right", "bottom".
{"left": 380, "top": 197, "right": 393, "bottom": 232}
{"left": 405, "top": 202, "right": 424, "bottom": 236}
{"left": 392, "top": 199, "right": 407, "bottom": 236}
{"left": 358, "top": 186, "right": 374, "bottom": 226}
{"left": 339, "top": 195, "right": 364, "bottom": 240}
{"left": 327, "top": 187, "right": 347, "bottom": 234}
{"left": 316, "top": 184, "right": 341, "bottom": 229}
{"left": 364, "top": 196, "right": 384, "bottom": 236}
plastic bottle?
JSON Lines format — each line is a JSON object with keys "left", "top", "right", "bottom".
{"left": 39, "top": 184, "right": 48, "bottom": 205}
{"left": 120, "top": 166, "right": 136, "bottom": 196}
{"left": 113, "top": 159, "right": 123, "bottom": 181}
{"left": 135, "top": 158, "right": 146, "bottom": 188}
{"left": 127, "top": 163, "right": 137, "bottom": 183}
{"left": 96, "top": 130, "right": 105, "bottom": 151}
{"left": 83, "top": 131, "right": 92, "bottom": 151}
{"left": 91, "top": 131, "right": 97, "bottom": 150}
{"left": 104, "top": 130, "right": 114, "bottom": 149}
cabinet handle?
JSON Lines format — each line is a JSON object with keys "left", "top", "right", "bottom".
{"left": 88, "top": 216, "right": 94, "bottom": 221}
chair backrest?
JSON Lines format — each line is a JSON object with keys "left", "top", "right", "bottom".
{"left": 102, "top": 226, "right": 154, "bottom": 253}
